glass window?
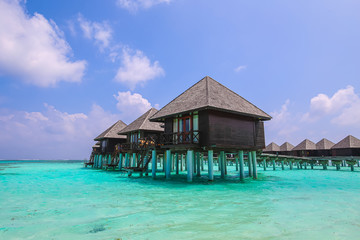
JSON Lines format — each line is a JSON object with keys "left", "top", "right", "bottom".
{"left": 193, "top": 114, "right": 198, "bottom": 131}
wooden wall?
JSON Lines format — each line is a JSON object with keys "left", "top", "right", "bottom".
{"left": 205, "top": 110, "right": 265, "bottom": 150}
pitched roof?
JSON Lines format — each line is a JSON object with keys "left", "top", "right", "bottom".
{"left": 264, "top": 142, "right": 280, "bottom": 152}
{"left": 118, "top": 108, "right": 164, "bottom": 134}
{"left": 293, "top": 139, "right": 316, "bottom": 151}
{"left": 280, "top": 142, "right": 294, "bottom": 151}
{"left": 94, "top": 120, "right": 127, "bottom": 141}
{"left": 332, "top": 135, "right": 360, "bottom": 149}
{"left": 316, "top": 138, "right": 335, "bottom": 150}
{"left": 150, "top": 76, "right": 271, "bottom": 121}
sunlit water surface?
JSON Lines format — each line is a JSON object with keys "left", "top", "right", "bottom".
{"left": 1, "top": 161, "right": 360, "bottom": 240}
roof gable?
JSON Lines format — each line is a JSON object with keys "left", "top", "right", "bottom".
{"left": 94, "top": 120, "right": 127, "bottom": 141}
{"left": 293, "top": 139, "right": 316, "bottom": 151}
{"left": 332, "top": 135, "right": 360, "bottom": 149}
{"left": 316, "top": 138, "right": 335, "bottom": 150}
{"left": 280, "top": 142, "right": 294, "bottom": 151}
{"left": 118, "top": 108, "right": 163, "bottom": 134}
{"left": 150, "top": 76, "right": 271, "bottom": 121}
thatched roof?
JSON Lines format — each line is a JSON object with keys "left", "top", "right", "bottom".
{"left": 94, "top": 120, "right": 127, "bottom": 141}
{"left": 118, "top": 108, "right": 163, "bottom": 135}
{"left": 316, "top": 138, "right": 335, "bottom": 150}
{"left": 280, "top": 142, "right": 294, "bottom": 151}
{"left": 264, "top": 142, "right": 280, "bottom": 152}
{"left": 332, "top": 135, "right": 360, "bottom": 149}
{"left": 150, "top": 76, "right": 271, "bottom": 121}
{"left": 293, "top": 139, "right": 316, "bottom": 151}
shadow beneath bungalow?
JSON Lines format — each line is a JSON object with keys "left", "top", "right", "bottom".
{"left": 110, "top": 171, "right": 269, "bottom": 187}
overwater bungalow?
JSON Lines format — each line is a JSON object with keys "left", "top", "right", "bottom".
{"left": 292, "top": 139, "right": 317, "bottom": 157}
{"left": 316, "top": 138, "right": 335, "bottom": 157}
{"left": 331, "top": 135, "right": 360, "bottom": 156}
{"left": 149, "top": 76, "right": 271, "bottom": 181}
{"left": 263, "top": 142, "right": 280, "bottom": 154}
{"left": 117, "top": 108, "right": 164, "bottom": 172}
{"left": 279, "top": 142, "right": 294, "bottom": 156}
{"left": 94, "top": 120, "right": 127, "bottom": 154}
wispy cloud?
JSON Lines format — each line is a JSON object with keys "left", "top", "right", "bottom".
{"left": 116, "top": 0, "right": 171, "bottom": 13}
{"left": 0, "top": 0, "right": 86, "bottom": 87}
{"left": 77, "top": 14, "right": 113, "bottom": 51}
{"left": 114, "top": 48, "right": 165, "bottom": 90}
{"left": 234, "top": 65, "right": 247, "bottom": 73}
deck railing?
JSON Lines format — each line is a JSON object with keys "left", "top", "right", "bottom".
{"left": 159, "top": 130, "right": 200, "bottom": 145}
{"left": 120, "top": 136, "right": 158, "bottom": 151}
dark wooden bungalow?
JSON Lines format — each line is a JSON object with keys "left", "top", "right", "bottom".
{"left": 149, "top": 76, "right": 271, "bottom": 152}
{"left": 263, "top": 142, "right": 281, "bottom": 155}
{"left": 292, "top": 139, "right": 317, "bottom": 157}
{"left": 92, "top": 141, "right": 101, "bottom": 153}
{"left": 331, "top": 135, "right": 360, "bottom": 156}
{"left": 118, "top": 108, "right": 164, "bottom": 152}
{"left": 94, "top": 120, "right": 127, "bottom": 154}
{"left": 279, "top": 142, "right": 294, "bottom": 156}
{"left": 315, "top": 138, "right": 335, "bottom": 157}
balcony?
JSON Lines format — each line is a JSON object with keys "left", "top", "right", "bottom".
{"left": 119, "top": 136, "right": 157, "bottom": 151}
{"left": 159, "top": 130, "right": 200, "bottom": 146}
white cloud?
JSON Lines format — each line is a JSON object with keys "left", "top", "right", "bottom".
{"left": 77, "top": 14, "right": 112, "bottom": 51}
{"left": 116, "top": 0, "right": 171, "bottom": 13}
{"left": 302, "top": 85, "right": 360, "bottom": 126}
{"left": 0, "top": 0, "right": 86, "bottom": 87}
{"left": 114, "top": 48, "right": 165, "bottom": 90}
{"left": 234, "top": 65, "right": 247, "bottom": 72}
{"left": 0, "top": 104, "right": 120, "bottom": 160}
{"left": 114, "top": 91, "right": 152, "bottom": 122}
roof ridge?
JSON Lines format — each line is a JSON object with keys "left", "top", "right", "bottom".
{"left": 138, "top": 108, "right": 154, "bottom": 130}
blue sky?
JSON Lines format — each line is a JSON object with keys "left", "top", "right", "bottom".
{"left": 0, "top": 0, "right": 359, "bottom": 159}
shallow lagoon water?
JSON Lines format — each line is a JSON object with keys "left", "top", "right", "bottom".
{"left": 1, "top": 161, "right": 360, "bottom": 240}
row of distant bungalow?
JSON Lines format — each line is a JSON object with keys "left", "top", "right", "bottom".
{"left": 264, "top": 136, "right": 360, "bottom": 157}
{"left": 88, "top": 76, "right": 271, "bottom": 181}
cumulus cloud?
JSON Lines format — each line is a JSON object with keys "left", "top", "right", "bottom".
{"left": 0, "top": 0, "right": 86, "bottom": 87}
{"left": 116, "top": 0, "right": 171, "bottom": 13}
{"left": 234, "top": 65, "right": 247, "bottom": 73}
{"left": 77, "top": 14, "right": 112, "bottom": 51}
{"left": 302, "top": 85, "right": 360, "bottom": 126}
{"left": 114, "top": 48, "right": 165, "bottom": 90}
{"left": 0, "top": 104, "right": 120, "bottom": 160}
{"left": 114, "top": 91, "right": 152, "bottom": 122}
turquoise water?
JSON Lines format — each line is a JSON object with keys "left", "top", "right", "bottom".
{"left": 1, "top": 161, "right": 360, "bottom": 240}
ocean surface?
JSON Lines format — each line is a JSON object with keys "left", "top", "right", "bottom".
{"left": 1, "top": 160, "right": 360, "bottom": 240}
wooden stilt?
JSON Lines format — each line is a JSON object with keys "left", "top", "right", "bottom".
{"left": 272, "top": 160, "right": 276, "bottom": 171}
{"left": 239, "top": 150, "right": 244, "bottom": 181}
{"left": 281, "top": 160, "right": 284, "bottom": 170}
{"left": 175, "top": 153, "right": 179, "bottom": 175}
{"left": 196, "top": 152, "right": 201, "bottom": 177}
{"left": 119, "top": 153, "right": 123, "bottom": 170}
{"left": 220, "top": 151, "right": 225, "bottom": 179}
{"left": 248, "top": 152, "right": 253, "bottom": 177}
{"left": 166, "top": 150, "right": 171, "bottom": 179}
{"left": 235, "top": 157, "right": 239, "bottom": 171}
{"left": 208, "top": 150, "right": 214, "bottom": 181}
{"left": 252, "top": 151, "right": 258, "bottom": 179}
{"left": 289, "top": 160, "right": 293, "bottom": 170}
{"left": 152, "top": 150, "right": 157, "bottom": 179}
{"left": 201, "top": 154, "right": 204, "bottom": 171}
{"left": 263, "top": 159, "right": 266, "bottom": 171}
{"left": 187, "top": 150, "right": 193, "bottom": 182}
